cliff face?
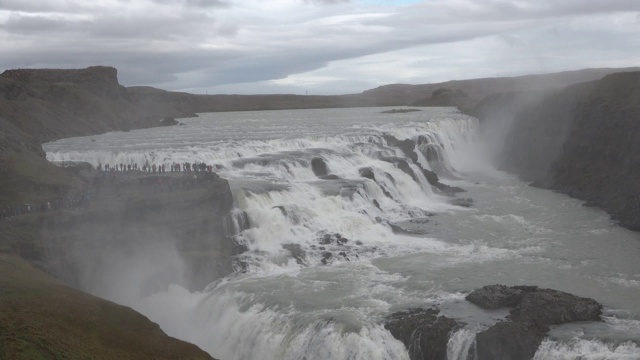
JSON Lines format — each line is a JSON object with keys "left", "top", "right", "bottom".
{"left": 487, "top": 72, "right": 640, "bottom": 230}
{"left": 497, "top": 82, "right": 597, "bottom": 181}
{"left": 40, "top": 171, "right": 242, "bottom": 296}
{"left": 0, "top": 66, "right": 166, "bottom": 145}
{"left": 545, "top": 73, "right": 640, "bottom": 229}
{"left": 2, "top": 66, "right": 124, "bottom": 99}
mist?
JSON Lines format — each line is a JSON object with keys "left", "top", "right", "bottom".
{"left": 71, "top": 228, "right": 188, "bottom": 306}
{"left": 40, "top": 169, "right": 240, "bottom": 308}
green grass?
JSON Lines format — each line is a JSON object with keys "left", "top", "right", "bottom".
{"left": 0, "top": 150, "right": 72, "bottom": 209}
{"left": 0, "top": 253, "right": 215, "bottom": 360}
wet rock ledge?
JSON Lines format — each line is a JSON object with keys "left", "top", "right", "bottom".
{"left": 385, "top": 285, "right": 602, "bottom": 360}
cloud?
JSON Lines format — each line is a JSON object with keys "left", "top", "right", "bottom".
{"left": 1, "top": 0, "right": 639, "bottom": 94}
{"left": 152, "top": 0, "right": 230, "bottom": 8}
{"left": 303, "top": 0, "right": 350, "bottom": 4}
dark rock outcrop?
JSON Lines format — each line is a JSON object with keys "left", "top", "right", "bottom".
{"left": 159, "top": 116, "right": 179, "bottom": 126}
{"left": 382, "top": 135, "right": 465, "bottom": 195}
{"left": 465, "top": 284, "right": 535, "bottom": 309}
{"left": 385, "top": 308, "right": 463, "bottom": 360}
{"left": 359, "top": 167, "right": 395, "bottom": 199}
{"left": 319, "top": 232, "right": 348, "bottom": 246}
{"left": 311, "top": 157, "right": 329, "bottom": 177}
{"left": 2, "top": 66, "right": 124, "bottom": 99}
{"left": 359, "top": 167, "right": 376, "bottom": 180}
{"left": 319, "top": 174, "right": 340, "bottom": 180}
{"left": 449, "top": 198, "right": 473, "bottom": 208}
{"left": 544, "top": 73, "right": 640, "bottom": 230}
{"left": 312, "top": 232, "right": 360, "bottom": 265}
{"left": 381, "top": 108, "right": 422, "bottom": 114}
{"left": 475, "top": 322, "right": 544, "bottom": 360}
{"left": 467, "top": 285, "right": 602, "bottom": 360}
{"left": 283, "top": 243, "right": 307, "bottom": 265}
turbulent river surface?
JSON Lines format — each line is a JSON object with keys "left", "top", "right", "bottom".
{"left": 45, "top": 107, "right": 640, "bottom": 359}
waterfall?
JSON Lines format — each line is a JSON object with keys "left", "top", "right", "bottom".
{"left": 42, "top": 108, "right": 496, "bottom": 359}
{"left": 446, "top": 328, "right": 478, "bottom": 360}
{"left": 533, "top": 339, "right": 639, "bottom": 359}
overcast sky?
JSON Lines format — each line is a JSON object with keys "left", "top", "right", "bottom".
{"left": 1, "top": 0, "right": 639, "bottom": 95}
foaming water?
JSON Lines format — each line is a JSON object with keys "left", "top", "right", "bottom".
{"left": 533, "top": 339, "right": 640, "bottom": 360}
{"left": 44, "top": 107, "right": 640, "bottom": 359}
{"left": 447, "top": 328, "right": 478, "bottom": 360}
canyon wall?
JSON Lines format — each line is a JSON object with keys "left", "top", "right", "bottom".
{"left": 479, "top": 72, "right": 640, "bottom": 230}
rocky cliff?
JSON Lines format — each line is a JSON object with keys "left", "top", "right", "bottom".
{"left": 40, "top": 170, "right": 242, "bottom": 296}
{"left": 481, "top": 72, "right": 640, "bottom": 230}
{"left": 545, "top": 73, "right": 640, "bottom": 229}
{"left": 0, "top": 66, "right": 177, "bottom": 145}
{"left": 2, "top": 66, "right": 123, "bottom": 99}
{"left": 0, "top": 67, "right": 236, "bottom": 359}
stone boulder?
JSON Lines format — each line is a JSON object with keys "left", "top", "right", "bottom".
{"left": 358, "top": 167, "right": 376, "bottom": 180}
{"left": 465, "top": 284, "right": 532, "bottom": 309}
{"left": 385, "top": 308, "right": 463, "bottom": 360}
{"left": 467, "top": 285, "right": 602, "bottom": 360}
{"left": 311, "top": 157, "right": 329, "bottom": 177}
{"left": 159, "top": 116, "right": 179, "bottom": 126}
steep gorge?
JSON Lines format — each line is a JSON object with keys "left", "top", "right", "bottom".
{"left": 478, "top": 72, "right": 640, "bottom": 230}
{"left": 2, "top": 65, "right": 639, "bottom": 358}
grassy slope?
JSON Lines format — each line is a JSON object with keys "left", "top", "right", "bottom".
{"left": 0, "top": 150, "right": 73, "bottom": 209}
{"left": 0, "top": 253, "right": 213, "bottom": 360}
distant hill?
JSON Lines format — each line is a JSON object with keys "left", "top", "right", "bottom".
{"left": 360, "top": 67, "right": 640, "bottom": 111}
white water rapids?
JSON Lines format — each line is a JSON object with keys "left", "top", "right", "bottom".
{"left": 44, "top": 107, "right": 640, "bottom": 359}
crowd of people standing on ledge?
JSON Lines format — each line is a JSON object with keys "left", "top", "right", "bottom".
{"left": 97, "top": 162, "right": 215, "bottom": 173}
{"left": 2, "top": 161, "right": 219, "bottom": 221}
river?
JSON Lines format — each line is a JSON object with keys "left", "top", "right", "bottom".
{"left": 44, "top": 107, "right": 640, "bottom": 359}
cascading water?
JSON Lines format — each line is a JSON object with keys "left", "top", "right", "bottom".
{"left": 446, "top": 328, "right": 478, "bottom": 360}
{"left": 44, "top": 107, "right": 640, "bottom": 359}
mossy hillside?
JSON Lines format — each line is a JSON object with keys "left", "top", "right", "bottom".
{"left": 0, "top": 150, "right": 73, "bottom": 210}
{"left": 0, "top": 253, "right": 214, "bottom": 360}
